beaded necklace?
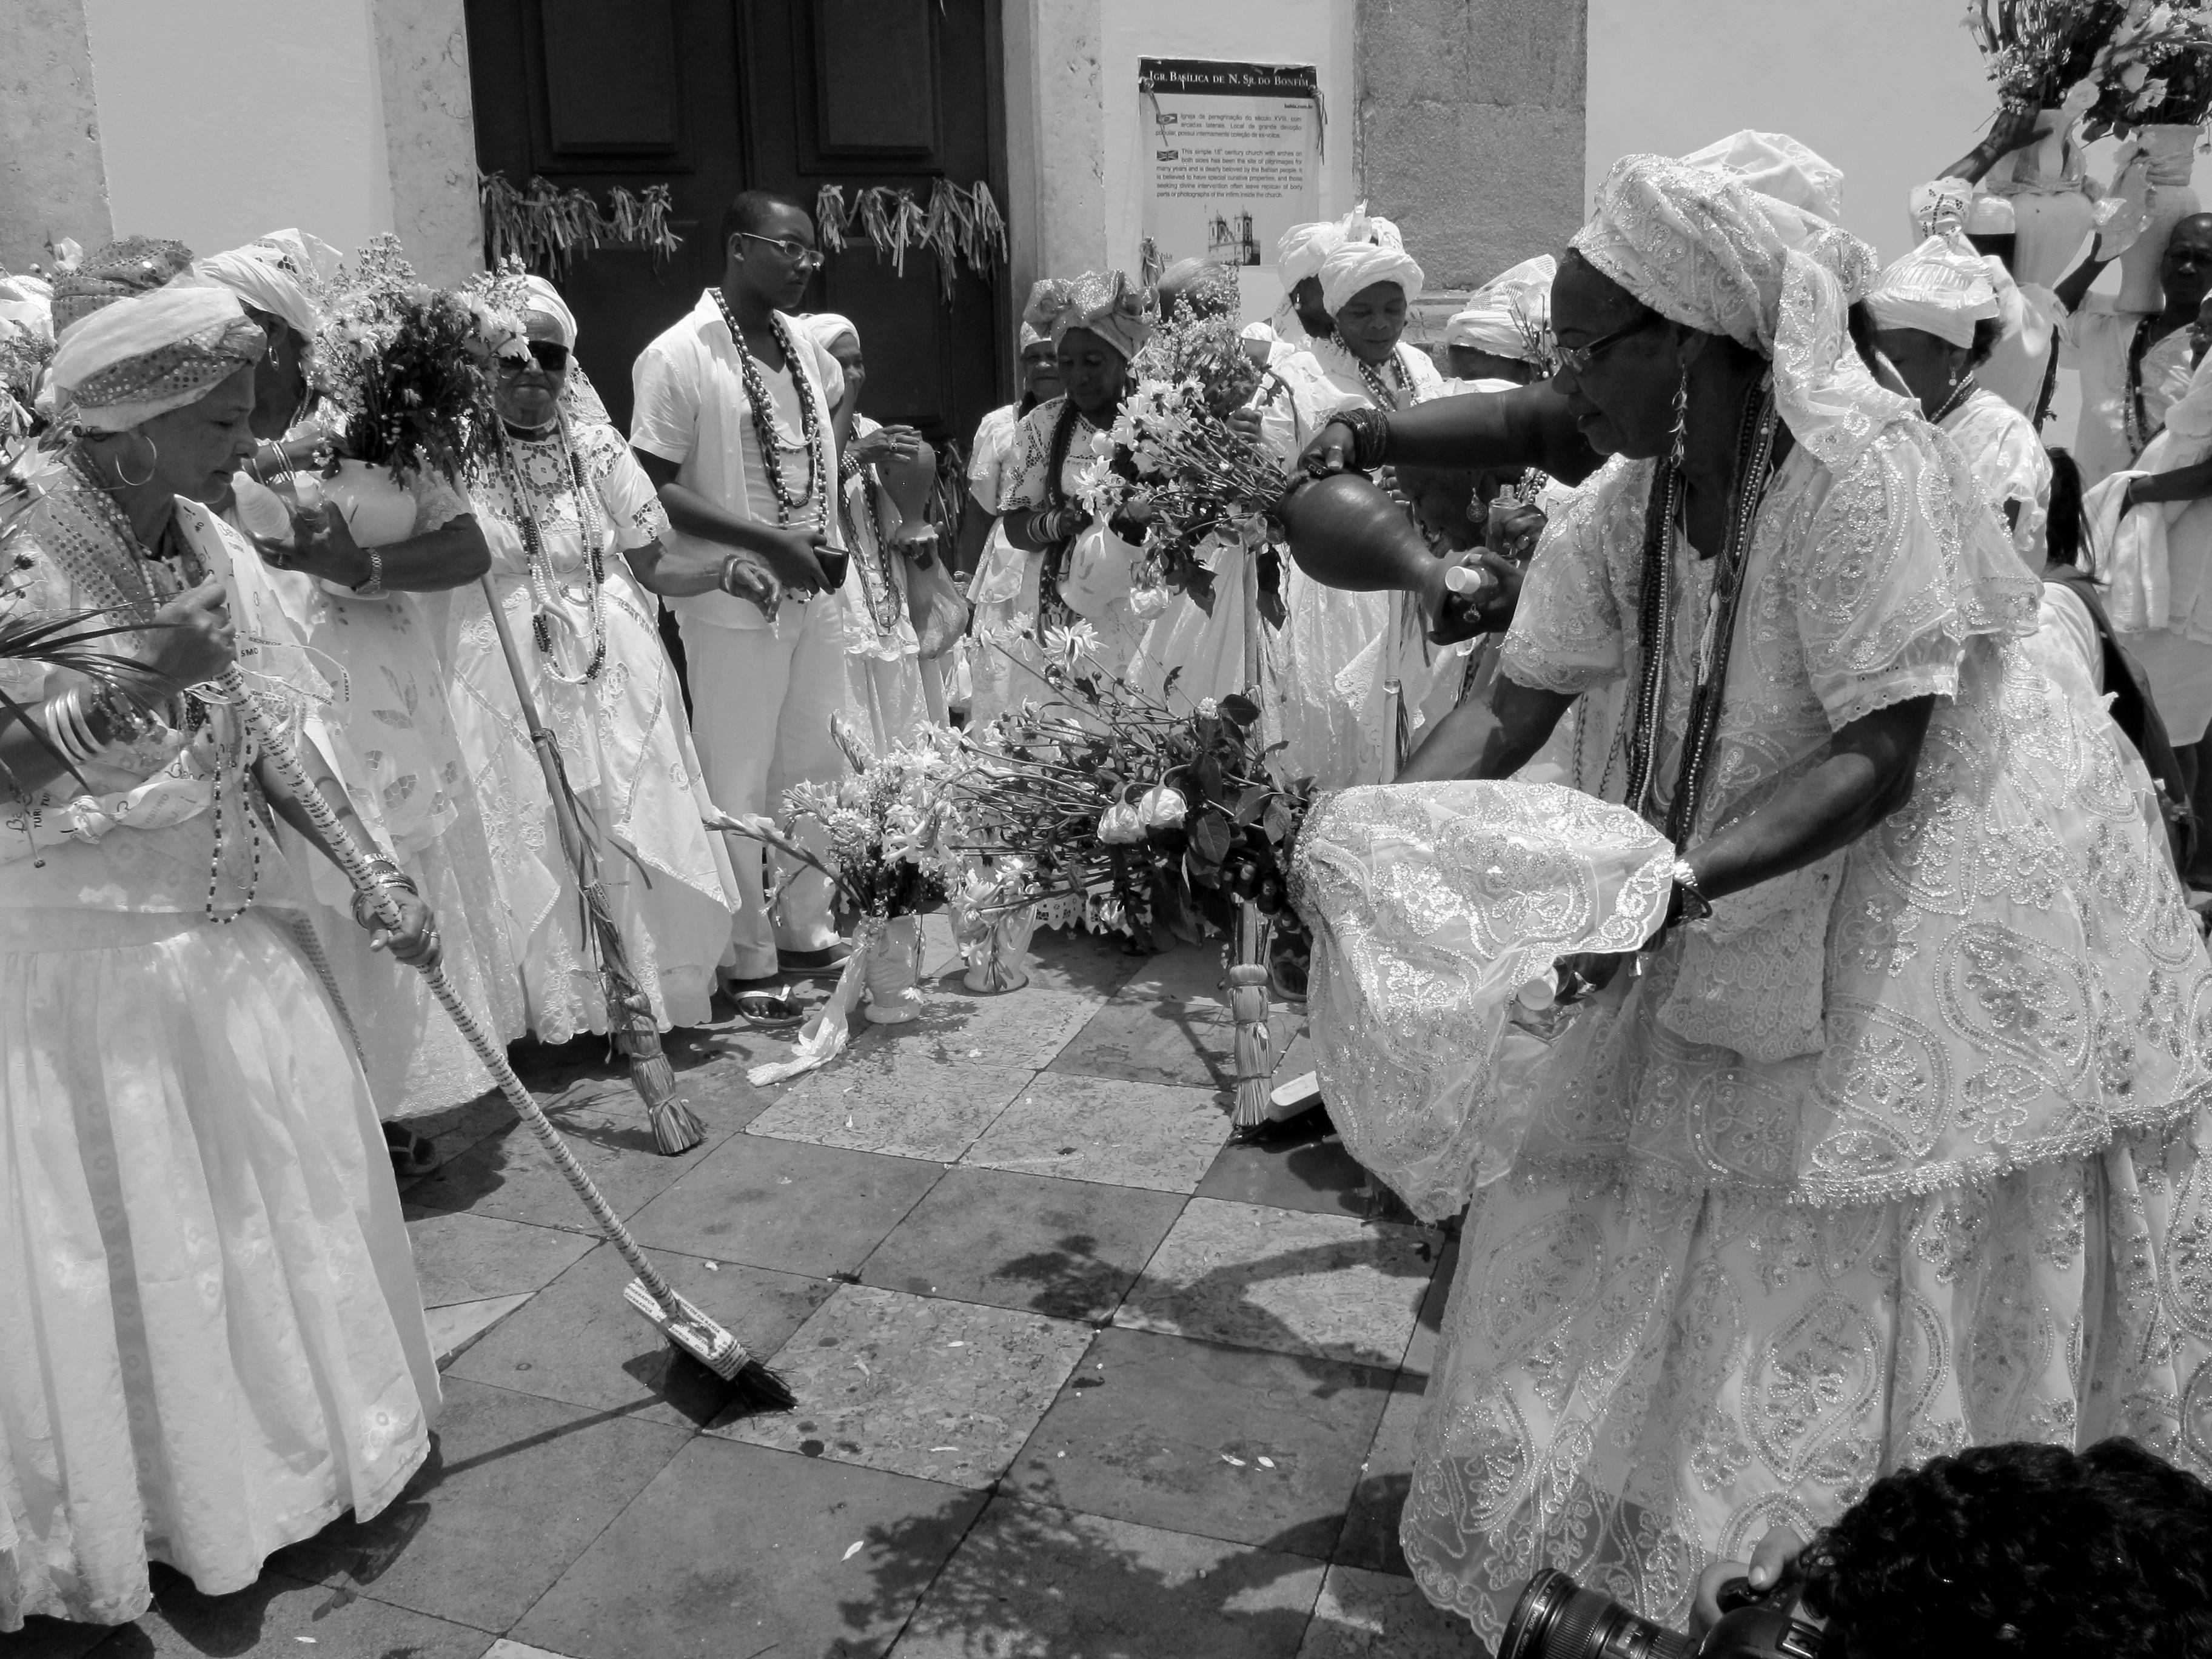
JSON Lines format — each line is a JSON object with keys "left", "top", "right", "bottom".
{"left": 1035, "top": 398, "right": 1097, "bottom": 634}
{"left": 1929, "top": 375, "right": 1978, "bottom": 427}
{"left": 1350, "top": 344, "right": 1407, "bottom": 412}
{"left": 2124, "top": 317, "right": 2154, "bottom": 461}
{"left": 711, "top": 290, "right": 830, "bottom": 532}
{"left": 62, "top": 459, "right": 261, "bottom": 920}
{"left": 1620, "top": 384, "right": 1781, "bottom": 849}
{"left": 836, "top": 451, "right": 907, "bottom": 635}
{"left": 494, "top": 414, "right": 608, "bottom": 683}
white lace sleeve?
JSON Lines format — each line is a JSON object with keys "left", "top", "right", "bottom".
{"left": 1783, "top": 425, "right": 2038, "bottom": 729}
{"left": 1497, "top": 461, "right": 1642, "bottom": 696}
{"left": 406, "top": 465, "right": 471, "bottom": 533}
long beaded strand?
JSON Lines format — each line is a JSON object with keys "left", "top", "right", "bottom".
{"left": 711, "top": 291, "right": 829, "bottom": 533}
{"left": 836, "top": 452, "right": 906, "bottom": 635}
{"left": 497, "top": 415, "right": 609, "bottom": 684}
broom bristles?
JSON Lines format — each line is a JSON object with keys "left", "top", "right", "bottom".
{"left": 623, "top": 1044, "right": 708, "bottom": 1155}
{"left": 623, "top": 1278, "right": 795, "bottom": 1409}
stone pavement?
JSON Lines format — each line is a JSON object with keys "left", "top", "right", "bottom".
{"left": 16, "top": 921, "right": 1475, "bottom": 1659}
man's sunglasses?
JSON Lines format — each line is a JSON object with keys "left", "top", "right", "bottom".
{"left": 502, "top": 340, "right": 571, "bottom": 374}
{"left": 737, "top": 231, "right": 826, "bottom": 270}
{"left": 1554, "top": 313, "right": 1656, "bottom": 377}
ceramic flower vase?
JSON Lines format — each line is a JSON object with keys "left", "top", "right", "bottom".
{"left": 1992, "top": 107, "right": 2099, "bottom": 290}
{"left": 863, "top": 912, "right": 925, "bottom": 1024}
{"left": 2116, "top": 125, "right": 2203, "bottom": 313}
{"left": 292, "top": 458, "right": 418, "bottom": 549}
{"left": 961, "top": 901, "right": 1036, "bottom": 994}
{"left": 1278, "top": 472, "right": 1447, "bottom": 618}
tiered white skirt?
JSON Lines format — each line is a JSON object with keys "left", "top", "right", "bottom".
{"left": 0, "top": 908, "right": 438, "bottom": 1631}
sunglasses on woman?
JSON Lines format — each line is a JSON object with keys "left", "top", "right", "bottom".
{"left": 501, "top": 340, "right": 571, "bottom": 374}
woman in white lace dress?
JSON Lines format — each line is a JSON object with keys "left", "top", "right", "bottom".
{"left": 445, "top": 277, "right": 739, "bottom": 1040}
{"left": 1298, "top": 153, "right": 2212, "bottom": 1641}
{"left": 1262, "top": 224, "right": 1445, "bottom": 787}
{"left": 200, "top": 233, "right": 526, "bottom": 1144}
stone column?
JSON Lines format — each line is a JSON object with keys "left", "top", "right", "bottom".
{"left": 0, "top": 0, "right": 112, "bottom": 272}
{"left": 372, "top": 0, "right": 484, "bottom": 284}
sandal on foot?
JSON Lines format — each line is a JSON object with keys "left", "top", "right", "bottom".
{"left": 732, "top": 989, "right": 806, "bottom": 1026}
{"left": 383, "top": 1121, "right": 440, "bottom": 1179}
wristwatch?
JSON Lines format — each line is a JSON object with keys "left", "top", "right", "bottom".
{"left": 351, "top": 548, "right": 385, "bottom": 599}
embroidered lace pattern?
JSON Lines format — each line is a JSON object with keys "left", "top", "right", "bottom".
{"left": 1300, "top": 415, "right": 2212, "bottom": 1641}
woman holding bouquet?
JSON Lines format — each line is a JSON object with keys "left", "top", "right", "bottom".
{"left": 994, "top": 272, "right": 1156, "bottom": 688}
{"left": 1263, "top": 226, "right": 1444, "bottom": 787}
{"left": 201, "top": 235, "right": 526, "bottom": 1157}
{"left": 801, "top": 312, "right": 950, "bottom": 750}
{"left": 1, "top": 286, "right": 441, "bottom": 1631}
{"left": 447, "top": 275, "right": 739, "bottom": 1041}
{"left": 1295, "top": 152, "right": 2212, "bottom": 1642}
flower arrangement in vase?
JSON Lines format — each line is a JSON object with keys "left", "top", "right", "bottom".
{"left": 1073, "top": 312, "right": 1287, "bottom": 617}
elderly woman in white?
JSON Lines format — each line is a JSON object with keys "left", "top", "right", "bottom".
{"left": 1, "top": 286, "right": 442, "bottom": 1631}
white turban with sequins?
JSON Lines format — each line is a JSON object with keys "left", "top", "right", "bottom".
{"left": 1446, "top": 255, "right": 1557, "bottom": 358}
{"left": 49, "top": 284, "right": 266, "bottom": 432}
{"left": 1865, "top": 233, "right": 2001, "bottom": 350}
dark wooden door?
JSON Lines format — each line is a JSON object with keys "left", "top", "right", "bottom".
{"left": 462, "top": 0, "right": 1008, "bottom": 446}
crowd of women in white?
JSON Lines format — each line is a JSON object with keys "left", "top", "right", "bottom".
{"left": 4, "top": 109, "right": 2210, "bottom": 1646}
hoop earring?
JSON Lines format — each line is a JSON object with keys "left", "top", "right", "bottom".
{"left": 87, "top": 434, "right": 158, "bottom": 489}
{"left": 1668, "top": 365, "right": 1690, "bottom": 470}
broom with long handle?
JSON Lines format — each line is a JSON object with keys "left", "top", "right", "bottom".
{"left": 476, "top": 575, "right": 705, "bottom": 1156}
{"left": 1227, "top": 532, "right": 1276, "bottom": 1131}
{"left": 220, "top": 666, "right": 793, "bottom": 1409}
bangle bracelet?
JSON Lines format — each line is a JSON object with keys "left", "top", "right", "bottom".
{"left": 1670, "top": 857, "right": 1712, "bottom": 925}
{"left": 1341, "top": 406, "right": 1392, "bottom": 471}
{"left": 720, "top": 553, "right": 745, "bottom": 596}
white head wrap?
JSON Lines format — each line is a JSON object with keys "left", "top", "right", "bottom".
{"left": 520, "top": 274, "right": 578, "bottom": 350}
{"left": 1277, "top": 218, "right": 1349, "bottom": 290}
{"left": 1865, "top": 233, "right": 2000, "bottom": 350}
{"left": 1241, "top": 319, "right": 1277, "bottom": 343}
{"left": 1572, "top": 151, "right": 1899, "bottom": 471}
{"left": 799, "top": 311, "right": 861, "bottom": 404}
{"left": 1445, "top": 254, "right": 1557, "bottom": 358}
{"left": 1680, "top": 130, "right": 1845, "bottom": 222}
{"left": 50, "top": 284, "right": 265, "bottom": 432}
{"left": 1319, "top": 239, "right": 1425, "bottom": 316}
{"left": 190, "top": 228, "right": 341, "bottom": 341}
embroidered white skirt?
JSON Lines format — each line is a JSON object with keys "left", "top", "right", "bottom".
{"left": 0, "top": 908, "right": 438, "bottom": 1631}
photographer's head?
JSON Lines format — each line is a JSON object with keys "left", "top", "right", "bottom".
{"left": 1801, "top": 1438, "right": 2212, "bottom": 1659}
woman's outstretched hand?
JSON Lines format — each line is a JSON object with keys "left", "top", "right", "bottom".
{"left": 1299, "top": 419, "right": 1361, "bottom": 477}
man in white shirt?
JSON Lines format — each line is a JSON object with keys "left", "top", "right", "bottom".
{"left": 2054, "top": 212, "right": 2212, "bottom": 485}
{"left": 630, "top": 190, "right": 849, "bottom": 997}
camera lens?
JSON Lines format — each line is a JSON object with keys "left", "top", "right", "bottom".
{"left": 1501, "top": 1569, "right": 1701, "bottom": 1659}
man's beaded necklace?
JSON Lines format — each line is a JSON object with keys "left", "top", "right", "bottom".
{"left": 494, "top": 414, "right": 609, "bottom": 684}
{"left": 711, "top": 290, "right": 830, "bottom": 534}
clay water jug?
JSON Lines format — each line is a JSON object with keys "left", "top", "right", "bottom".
{"left": 1278, "top": 471, "right": 1447, "bottom": 618}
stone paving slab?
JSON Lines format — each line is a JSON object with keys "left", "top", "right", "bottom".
{"left": 1337, "top": 1373, "right": 1429, "bottom": 1578}
{"left": 73, "top": 1566, "right": 492, "bottom": 1658}
{"left": 1299, "top": 1562, "right": 1472, "bottom": 1658}
{"left": 1048, "top": 992, "right": 1236, "bottom": 1088}
{"left": 508, "top": 1436, "right": 988, "bottom": 1659}
{"left": 1116, "top": 1198, "right": 1435, "bottom": 1368}
{"left": 447, "top": 1238, "right": 833, "bottom": 1429}
{"left": 714, "top": 1284, "right": 1093, "bottom": 1489}
{"left": 962, "top": 1072, "right": 1230, "bottom": 1192}
{"left": 623, "top": 1132, "right": 943, "bottom": 1276}
{"left": 746, "top": 1051, "right": 1033, "bottom": 1161}
{"left": 891, "top": 1495, "right": 1329, "bottom": 1658}
{"left": 1008, "top": 1326, "right": 1395, "bottom": 1560}
{"left": 857, "top": 1164, "right": 1187, "bottom": 1322}
{"left": 1195, "top": 1122, "right": 1374, "bottom": 1218}
{"left": 405, "top": 1210, "right": 596, "bottom": 1309}
{"left": 268, "top": 1379, "right": 690, "bottom": 1634}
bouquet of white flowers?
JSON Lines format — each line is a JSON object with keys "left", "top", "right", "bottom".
{"left": 1073, "top": 313, "right": 1285, "bottom": 613}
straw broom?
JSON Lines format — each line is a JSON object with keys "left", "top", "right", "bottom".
{"left": 477, "top": 574, "right": 706, "bottom": 1156}
{"left": 216, "top": 665, "right": 793, "bottom": 1406}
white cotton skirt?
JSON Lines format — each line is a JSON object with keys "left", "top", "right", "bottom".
{"left": 0, "top": 908, "right": 438, "bottom": 1631}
